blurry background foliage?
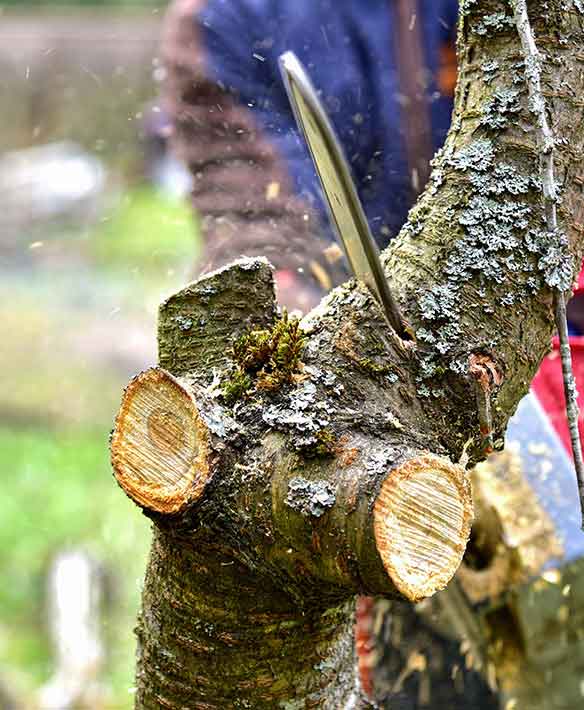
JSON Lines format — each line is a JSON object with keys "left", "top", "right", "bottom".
{"left": 0, "top": 1, "right": 200, "bottom": 706}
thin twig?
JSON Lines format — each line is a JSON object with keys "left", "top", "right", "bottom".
{"left": 512, "top": 0, "right": 584, "bottom": 528}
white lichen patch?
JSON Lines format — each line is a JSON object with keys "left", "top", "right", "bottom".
{"left": 286, "top": 477, "right": 336, "bottom": 517}
{"left": 480, "top": 88, "right": 521, "bottom": 130}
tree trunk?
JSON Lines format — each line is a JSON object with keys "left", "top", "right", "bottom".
{"left": 111, "top": 1, "right": 584, "bottom": 706}
{"left": 112, "top": 260, "right": 472, "bottom": 707}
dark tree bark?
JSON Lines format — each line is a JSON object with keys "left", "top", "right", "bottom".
{"left": 111, "top": 1, "right": 584, "bottom": 707}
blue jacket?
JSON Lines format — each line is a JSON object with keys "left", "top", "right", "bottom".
{"left": 197, "top": 0, "right": 458, "bottom": 246}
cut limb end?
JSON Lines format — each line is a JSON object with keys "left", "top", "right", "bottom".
{"left": 373, "top": 454, "right": 473, "bottom": 601}
{"left": 111, "top": 368, "right": 211, "bottom": 514}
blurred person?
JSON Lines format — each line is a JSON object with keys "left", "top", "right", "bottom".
{"left": 161, "top": 0, "right": 458, "bottom": 313}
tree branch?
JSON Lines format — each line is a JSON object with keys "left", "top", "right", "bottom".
{"left": 511, "top": 0, "right": 584, "bottom": 527}
{"left": 111, "top": 1, "right": 584, "bottom": 705}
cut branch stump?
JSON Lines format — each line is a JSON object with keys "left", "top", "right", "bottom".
{"left": 111, "top": 257, "right": 473, "bottom": 707}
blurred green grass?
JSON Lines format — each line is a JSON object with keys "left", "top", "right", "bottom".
{"left": 0, "top": 185, "right": 199, "bottom": 706}
{"left": 0, "top": 427, "right": 150, "bottom": 703}
{"left": 92, "top": 186, "right": 198, "bottom": 275}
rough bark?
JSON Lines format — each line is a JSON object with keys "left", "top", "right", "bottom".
{"left": 136, "top": 531, "right": 359, "bottom": 708}
{"left": 385, "top": 0, "right": 584, "bottom": 461}
{"left": 111, "top": 1, "right": 584, "bottom": 706}
{"left": 113, "top": 257, "right": 473, "bottom": 708}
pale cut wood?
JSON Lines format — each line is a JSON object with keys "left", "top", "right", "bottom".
{"left": 111, "top": 368, "right": 210, "bottom": 514}
{"left": 457, "top": 448, "right": 563, "bottom": 603}
{"left": 374, "top": 454, "right": 473, "bottom": 601}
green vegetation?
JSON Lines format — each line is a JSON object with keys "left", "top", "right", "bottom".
{"left": 0, "top": 427, "right": 150, "bottom": 705}
{"left": 92, "top": 186, "right": 199, "bottom": 275}
{"left": 307, "top": 428, "right": 337, "bottom": 458}
{"left": 221, "top": 369, "right": 253, "bottom": 407}
{"left": 1, "top": 184, "right": 199, "bottom": 705}
{"left": 222, "top": 310, "right": 306, "bottom": 403}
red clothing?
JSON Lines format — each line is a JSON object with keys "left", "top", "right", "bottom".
{"left": 532, "top": 269, "right": 584, "bottom": 453}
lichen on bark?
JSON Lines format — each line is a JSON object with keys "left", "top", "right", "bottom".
{"left": 385, "top": 0, "right": 584, "bottom": 458}
{"left": 110, "top": 1, "right": 584, "bottom": 706}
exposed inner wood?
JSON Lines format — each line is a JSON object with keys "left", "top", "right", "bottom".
{"left": 457, "top": 448, "right": 563, "bottom": 603}
{"left": 110, "top": 368, "right": 210, "bottom": 514}
{"left": 373, "top": 454, "right": 473, "bottom": 601}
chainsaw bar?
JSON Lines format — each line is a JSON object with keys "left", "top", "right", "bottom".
{"left": 279, "top": 51, "right": 406, "bottom": 337}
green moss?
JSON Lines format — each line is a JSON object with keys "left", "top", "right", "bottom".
{"left": 221, "top": 370, "right": 253, "bottom": 406}
{"left": 268, "top": 314, "right": 306, "bottom": 379}
{"left": 222, "top": 310, "right": 306, "bottom": 404}
{"left": 304, "top": 429, "right": 337, "bottom": 458}
{"left": 232, "top": 329, "right": 273, "bottom": 371}
{"left": 357, "top": 358, "right": 393, "bottom": 376}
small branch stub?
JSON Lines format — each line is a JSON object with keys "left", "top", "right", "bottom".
{"left": 469, "top": 353, "right": 503, "bottom": 455}
{"left": 111, "top": 368, "right": 211, "bottom": 514}
{"left": 373, "top": 454, "right": 473, "bottom": 601}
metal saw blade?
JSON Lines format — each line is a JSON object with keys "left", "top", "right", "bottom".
{"left": 279, "top": 50, "right": 404, "bottom": 335}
